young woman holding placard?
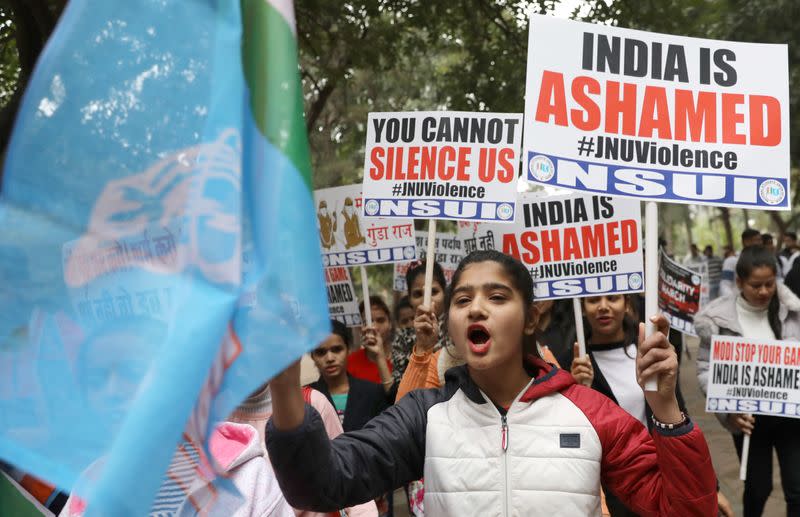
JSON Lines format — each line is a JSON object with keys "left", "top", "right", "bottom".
{"left": 389, "top": 260, "right": 457, "bottom": 386}
{"left": 696, "top": 245, "right": 800, "bottom": 517}
{"left": 267, "top": 250, "right": 717, "bottom": 516}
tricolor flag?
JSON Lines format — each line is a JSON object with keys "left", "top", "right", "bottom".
{"left": 0, "top": 0, "right": 328, "bottom": 514}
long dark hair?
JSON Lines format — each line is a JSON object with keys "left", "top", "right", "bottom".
{"left": 736, "top": 245, "right": 782, "bottom": 338}
{"left": 535, "top": 299, "right": 575, "bottom": 359}
{"left": 445, "top": 250, "right": 540, "bottom": 359}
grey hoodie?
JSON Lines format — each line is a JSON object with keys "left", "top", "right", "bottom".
{"left": 694, "top": 284, "right": 800, "bottom": 432}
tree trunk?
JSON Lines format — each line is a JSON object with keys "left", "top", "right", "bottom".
{"left": 770, "top": 212, "right": 788, "bottom": 237}
{"left": 718, "top": 207, "right": 734, "bottom": 249}
{"left": 305, "top": 81, "right": 336, "bottom": 136}
{"left": 683, "top": 206, "right": 693, "bottom": 246}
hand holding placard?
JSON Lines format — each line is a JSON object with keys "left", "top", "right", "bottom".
{"left": 728, "top": 413, "right": 755, "bottom": 434}
{"left": 637, "top": 314, "right": 682, "bottom": 423}
{"left": 413, "top": 305, "right": 439, "bottom": 354}
{"left": 571, "top": 343, "right": 594, "bottom": 387}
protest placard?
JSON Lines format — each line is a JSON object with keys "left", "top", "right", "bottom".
{"left": 315, "top": 184, "right": 416, "bottom": 267}
{"left": 479, "top": 191, "right": 644, "bottom": 300}
{"left": 523, "top": 14, "right": 790, "bottom": 210}
{"left": 686, "top": 260, "right": 710, "bottom": 309}
{"left": 393, "top": 232, "right": 464, "bottom": 292}
{"left": 658, "top": 251, "right": 701, "bottom": 335}
{"left": 706, "top": 335, "right": 800, "bottom": 418}
{"left": 325, "top": 267, "right": 361, "bottom": 327}
{"left": 457, "top": 220, "right": 499, "bottom": 256}
{"left": 362, "top": 112, "right": 523, "bottom": 222}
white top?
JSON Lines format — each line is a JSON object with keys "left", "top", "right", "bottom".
{"left": 592, "top": 343, "right": 648, "bottom": 428}
{"left": 780, "top": 251, "right": 799, "bottom": 277}
{"left": 736, "top": 296, "right": 776, "bottom": 340}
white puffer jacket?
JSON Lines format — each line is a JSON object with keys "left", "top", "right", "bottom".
{"left": 268, "top": 359, "right": 718, "bottom": 517}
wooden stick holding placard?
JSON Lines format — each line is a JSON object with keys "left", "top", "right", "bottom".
{"left": 359, "top": 265, "right": 372, "bottom": 326}
{"left": 740, "top": 427, "right": 751, "bottom": 481}
{"left": 423, "top": 219, "right": 438, "bottom": 307}
{"left": 643, "top": 202, "right": 659, "bottom": 392}
{"left": 573, "top": 298, "right": 586, "bottom": 357}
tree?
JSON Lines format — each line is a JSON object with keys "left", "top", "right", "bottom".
{"left": 0, "top": 0, "right": 66, "bottom": 163}
{"left": 297, "top": 0, "right": 559, "bottom": 189}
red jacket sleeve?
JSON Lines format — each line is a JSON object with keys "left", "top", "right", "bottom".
{"left": 563, "top": 384, "right": 717, "bottom": 516}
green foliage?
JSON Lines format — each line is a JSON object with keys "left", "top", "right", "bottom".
{"left": 298, "top": 0, "right": 558, "bottom": 190}
{"left": 0, "top": 5, "right": 20, "bottom": 110}
{"left": 0, "top": 1, "right": 796, "bottom": 290}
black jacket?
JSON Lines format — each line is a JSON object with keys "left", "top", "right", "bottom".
{"left": 309, "top": 375, "right": 390, "bottom": 432}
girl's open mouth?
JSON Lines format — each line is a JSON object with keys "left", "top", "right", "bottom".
{"left": 468, "top": 324, "right": 492, "bottom": 355}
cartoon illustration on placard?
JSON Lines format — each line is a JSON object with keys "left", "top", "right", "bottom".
{"left": 342, "top": 197, "right": 366, "bottom": 248}
{"left": 318, "top": 200, "right": 337, "bottom": 250}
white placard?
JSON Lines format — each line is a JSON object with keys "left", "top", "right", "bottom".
{"left": 480, "top": 191, "right": 644, "bottom": 300}
{"left": 523, "top": 15, "right": 790, "bottom": 210}
{"left": 325, "top": 267, "right": 362, "bottom": 328}
{"left": 315, "top": 184, "right": 417, "bottom": 267}
{"left": 363, "top": 111, "right": 523, "bottom": 222}
{"left": 393, "top": 232, "right": 464, "bottom": 292}
{"left": 706, "top": 335, "right": 800, "bottom": 418}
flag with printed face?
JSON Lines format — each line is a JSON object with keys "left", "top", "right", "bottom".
{"left": 0, "top": 0, "right": 328, "bottom": 514}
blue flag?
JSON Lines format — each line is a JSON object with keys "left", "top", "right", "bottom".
{"left": 0, "top": 0, "right": 329, "bottom": 514}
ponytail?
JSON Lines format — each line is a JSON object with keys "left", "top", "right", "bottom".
{"left": 768, "top": 295, "right": 783, "bottom": 339}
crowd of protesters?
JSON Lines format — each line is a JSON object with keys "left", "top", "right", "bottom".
{"left": 6, "top": 233, "right": 800, "bottom": 517}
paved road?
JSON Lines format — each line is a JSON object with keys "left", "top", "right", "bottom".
{"left": 391, "top": 336, "right": 786, "bottom": 516}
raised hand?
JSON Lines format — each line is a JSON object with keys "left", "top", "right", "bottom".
{"left": 637, "top": 315, "right": 682, "bottom": 424}
{"left": 414, "top": 303, "right": 439, "bottom": 352}
{"left": 570, "top": 343, "right": 594, "bottom": 387}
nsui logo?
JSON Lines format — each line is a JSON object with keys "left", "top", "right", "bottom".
{"left": 364, "top": 199, "right": 380, "bottom": 216}
{"left": 529, "top": 155, "right": 555, "bottom": 182}
{"left": 497, "top": 203, "right": 514, "bottom": 221}
{"left": 759, "top": 180, "right": 786, "bottom": 206}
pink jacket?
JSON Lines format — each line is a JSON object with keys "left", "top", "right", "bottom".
{"left": 61, "top": 422, "right": 294, "bottom": 516}
{"left": 229, "top": 386, "right": 377, "bottom": 517}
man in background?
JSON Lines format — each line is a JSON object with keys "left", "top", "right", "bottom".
{"left": 719, "top": 229, "right": 762, "bottom": 297}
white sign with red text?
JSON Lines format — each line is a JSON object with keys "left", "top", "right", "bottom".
{"left": 485, "top": 190, "right": 644, "bottom": 300}
{"left": 363, "top": 111, "right": 523, "bottom": 222}
{"left": 523, "top": 15, "right": 790, "bottom": 210}
{"left": 706, "top": 335, "right": 800, "bottom": 418}
{"left": 325, "top": 267, "right": 362, "bottom": 327}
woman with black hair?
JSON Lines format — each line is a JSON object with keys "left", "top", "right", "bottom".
{"left": 696, "top": 245, "right": 800, "bottom": 517}
{"left": 390, "top": 260, "right": 455, "bottom": 385}
{"left": 267, "top": 250, "right": 717, "bottom": 517}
